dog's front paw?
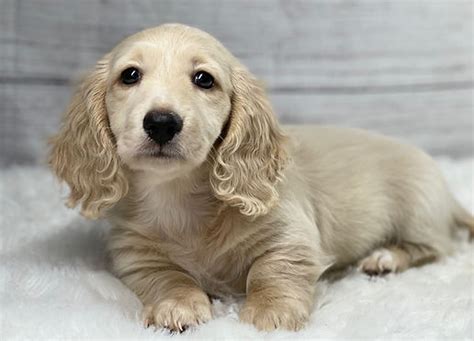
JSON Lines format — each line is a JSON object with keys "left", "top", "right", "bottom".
{"left": 239, "top": 297, "right": 309, "bottom": 331}
{"left": 142, "top": 291, "right": 212, "bottom": 332}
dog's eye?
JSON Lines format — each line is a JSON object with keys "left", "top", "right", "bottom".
{"left": 120, "top": 67, "right": 141, "bottom": 85}
{"left": 193, "top": 71, "right": 214, "bottom": 89}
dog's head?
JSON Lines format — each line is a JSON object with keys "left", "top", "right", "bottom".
{"left": 49, "top": 24, "right": 287, "bottom": 219}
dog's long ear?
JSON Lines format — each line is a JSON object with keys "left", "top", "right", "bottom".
{"left": 211, "top": 66, "right": 288, "bottom": 217}
{"left": 49, "top": 56, "right": 128, "bottom": 219}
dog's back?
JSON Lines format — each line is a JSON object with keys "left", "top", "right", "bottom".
{"left": 283, "top": 125, "right": 466, "bottom": 266}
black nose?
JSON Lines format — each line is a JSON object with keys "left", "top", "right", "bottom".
{"left": 143, "top": 111, "right": 183, "bottom": 145}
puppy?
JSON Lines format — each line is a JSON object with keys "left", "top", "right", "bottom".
{"left": 49, "top": 24, "right": 474, "bottom": 332}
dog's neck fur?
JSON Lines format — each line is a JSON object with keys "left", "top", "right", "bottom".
{"left": 108, "top": 161, "right": 257, "bottom": 296}
{"left": 113, "top": 162, "right": 221, "bottom": 242}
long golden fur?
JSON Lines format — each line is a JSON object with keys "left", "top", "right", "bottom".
{"left": 49, "top": 24, "right": 474, "bottom": 332}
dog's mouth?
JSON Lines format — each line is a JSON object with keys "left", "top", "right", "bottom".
{"left": 137, "top": 143, "right": 185, "bottom": 161}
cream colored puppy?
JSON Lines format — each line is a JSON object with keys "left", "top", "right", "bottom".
{"left": 49, "top": 24, "right": 474, "bottom": 332}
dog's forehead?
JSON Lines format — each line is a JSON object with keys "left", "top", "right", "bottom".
{"left": 113, "top": 24, "right": 228, "bottom": 59}
{"left": 111, "top": 38, "right": 229, "bottom": 72}
{"left": 108, "top": 24, "right": 235, "bottom": 89}
{"left": 130, "top": 24, "right": 219, "bottom": 44}
{"left": 110, "top": 43, "right": 228, "bottom": 83}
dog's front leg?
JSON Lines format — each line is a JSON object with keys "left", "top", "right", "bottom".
{"left": 239, "top": 245, "right": 322, "bottom": 331}
{"left": 111, "top": 249, "right": 211, "bottom": 332}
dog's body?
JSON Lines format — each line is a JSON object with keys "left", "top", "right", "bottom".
{"left": 50, "top": 24, "right": 473, "bottom": 332}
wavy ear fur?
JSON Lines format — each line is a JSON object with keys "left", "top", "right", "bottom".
{"left": 211, "top": 66, "right": 288, "bottom": 217}
{"left": 49, "top": 57, "right": 128, "bottom": 219}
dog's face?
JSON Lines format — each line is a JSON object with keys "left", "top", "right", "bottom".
{"left": 49, "top": 24, "right": 287, "bottom": 219}
{"left": 105, "top": 26, "right": 233, "bottom": 177}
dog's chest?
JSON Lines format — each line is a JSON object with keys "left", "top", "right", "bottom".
{"left": 160, "top": 222, "right": 251, "bottom": 296}
{"left": 139, "top": 192, "right": 251, "bottom": 296}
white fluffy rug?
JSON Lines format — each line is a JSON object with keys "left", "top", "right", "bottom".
{"left": 1, "top": 158, "right": 473, "bottom": 339}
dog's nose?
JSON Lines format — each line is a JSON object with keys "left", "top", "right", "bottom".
{"left": 143, "top": 111, "right": 183, "bottom": 145}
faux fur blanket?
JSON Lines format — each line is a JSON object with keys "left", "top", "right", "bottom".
{"left": 1, "top": 159, "right": 473, "bottom": 339}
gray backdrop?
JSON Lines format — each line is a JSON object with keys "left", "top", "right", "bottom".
{"left": 1, "top": 0, "right": 473, "bottom": 167}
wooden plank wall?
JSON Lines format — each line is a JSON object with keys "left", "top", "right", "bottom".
{"left": 1, "top": 0, "right": 472, "bottom": 166}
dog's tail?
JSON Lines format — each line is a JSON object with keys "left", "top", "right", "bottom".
{"left": 453, "top": 200, "right": 474, "bottom": 240}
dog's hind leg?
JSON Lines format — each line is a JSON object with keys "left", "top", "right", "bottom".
{"left": 358, "top": 243, "right": 439, "bottom": 276}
